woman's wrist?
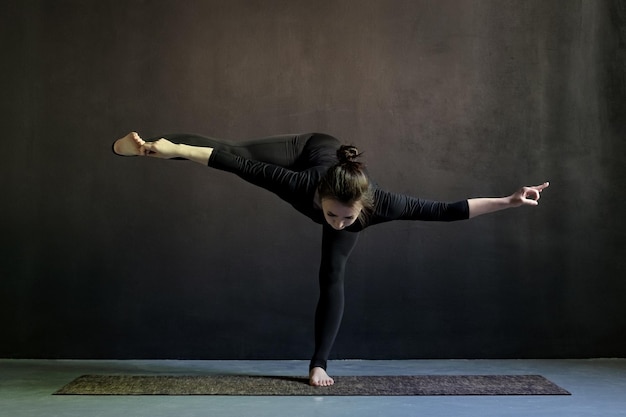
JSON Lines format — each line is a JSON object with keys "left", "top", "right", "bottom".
{"left": 176, "top": 143, "right": 191, "bottom": 159}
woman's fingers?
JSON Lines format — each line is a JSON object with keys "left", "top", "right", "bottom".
{"left": 520, "top": 182, "right": 549, "bottom": 205}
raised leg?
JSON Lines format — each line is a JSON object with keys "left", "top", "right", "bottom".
{"left": 113, "top": 132, "right": 341, "bottom": 170}
{"left": 146, "top": 133, "right": 314, "bottom": 168}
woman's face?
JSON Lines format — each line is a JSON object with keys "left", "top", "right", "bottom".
{"left": 321, "top": 199, "right": 362, "bottom": 230}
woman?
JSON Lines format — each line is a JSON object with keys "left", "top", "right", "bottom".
{"left": 113, "top": 131, "right": 549, "bottom": 387}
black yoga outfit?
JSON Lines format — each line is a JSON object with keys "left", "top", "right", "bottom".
{"left": 152, "top": 133, "right": 469, "bottom": 371}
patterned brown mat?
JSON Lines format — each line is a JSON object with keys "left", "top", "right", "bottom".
{"left": 54, "top": 374, "right": 570, "bottom": 396}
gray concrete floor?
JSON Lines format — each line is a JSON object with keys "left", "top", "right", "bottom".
{"left": 1, "top": 359, "right": 625, "bottom": 417}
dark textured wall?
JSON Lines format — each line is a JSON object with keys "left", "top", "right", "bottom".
{"left": 1, "top": 0, "right": 625, "bottom": 360}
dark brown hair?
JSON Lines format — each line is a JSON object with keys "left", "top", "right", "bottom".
{"left": 318, "top": 145, "right": 374, "bottom": 223}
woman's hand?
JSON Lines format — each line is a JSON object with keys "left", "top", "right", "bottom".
{"left": 509, "top": 182, "right": 550, "bottom": 207}
{"left": 140, "top": 138, "right": 181, "bottom": 159}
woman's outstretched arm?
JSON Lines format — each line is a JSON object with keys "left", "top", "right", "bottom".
{"left": 467, "top": 182, "right": 550, "bottom": 218}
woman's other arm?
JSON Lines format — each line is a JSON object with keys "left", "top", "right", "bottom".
{"left": 141, "top": 139, "right": 213, "bottom": 165}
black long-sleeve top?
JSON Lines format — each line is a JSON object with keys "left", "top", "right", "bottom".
{"left": 208, "top": 149, "right": 469, "bottom": 230}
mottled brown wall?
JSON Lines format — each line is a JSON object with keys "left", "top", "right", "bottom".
{"left": 1, "top": 0, "right": 624, "bottom": 360}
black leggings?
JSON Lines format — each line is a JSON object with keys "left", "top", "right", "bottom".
{"left": 312, "top": 225, "right": 359, "bottom": 370}
{"left": 147, "top": 132, "right": 355, "bottom": 371}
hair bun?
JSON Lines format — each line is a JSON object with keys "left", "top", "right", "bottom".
{"left": 337, "top": 145, "right": 361, "bottom": 164}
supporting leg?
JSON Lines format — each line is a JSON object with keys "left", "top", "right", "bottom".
{"left": 309, "top": 225, "right": 360, "bottom": 386}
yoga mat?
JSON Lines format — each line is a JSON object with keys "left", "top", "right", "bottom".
{"left": 54, "top": 374, "right": 570, "bottom": 396}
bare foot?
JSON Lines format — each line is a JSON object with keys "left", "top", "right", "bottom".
{"left": 309, "top": 367, "right": 334, "bottom": 387}
{"left": 113, "top": 132, "right": 145, "bottom": 156}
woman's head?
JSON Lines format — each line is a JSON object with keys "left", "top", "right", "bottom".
{"left": 318, "top": 145, "right": 374, "bottom": 230}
